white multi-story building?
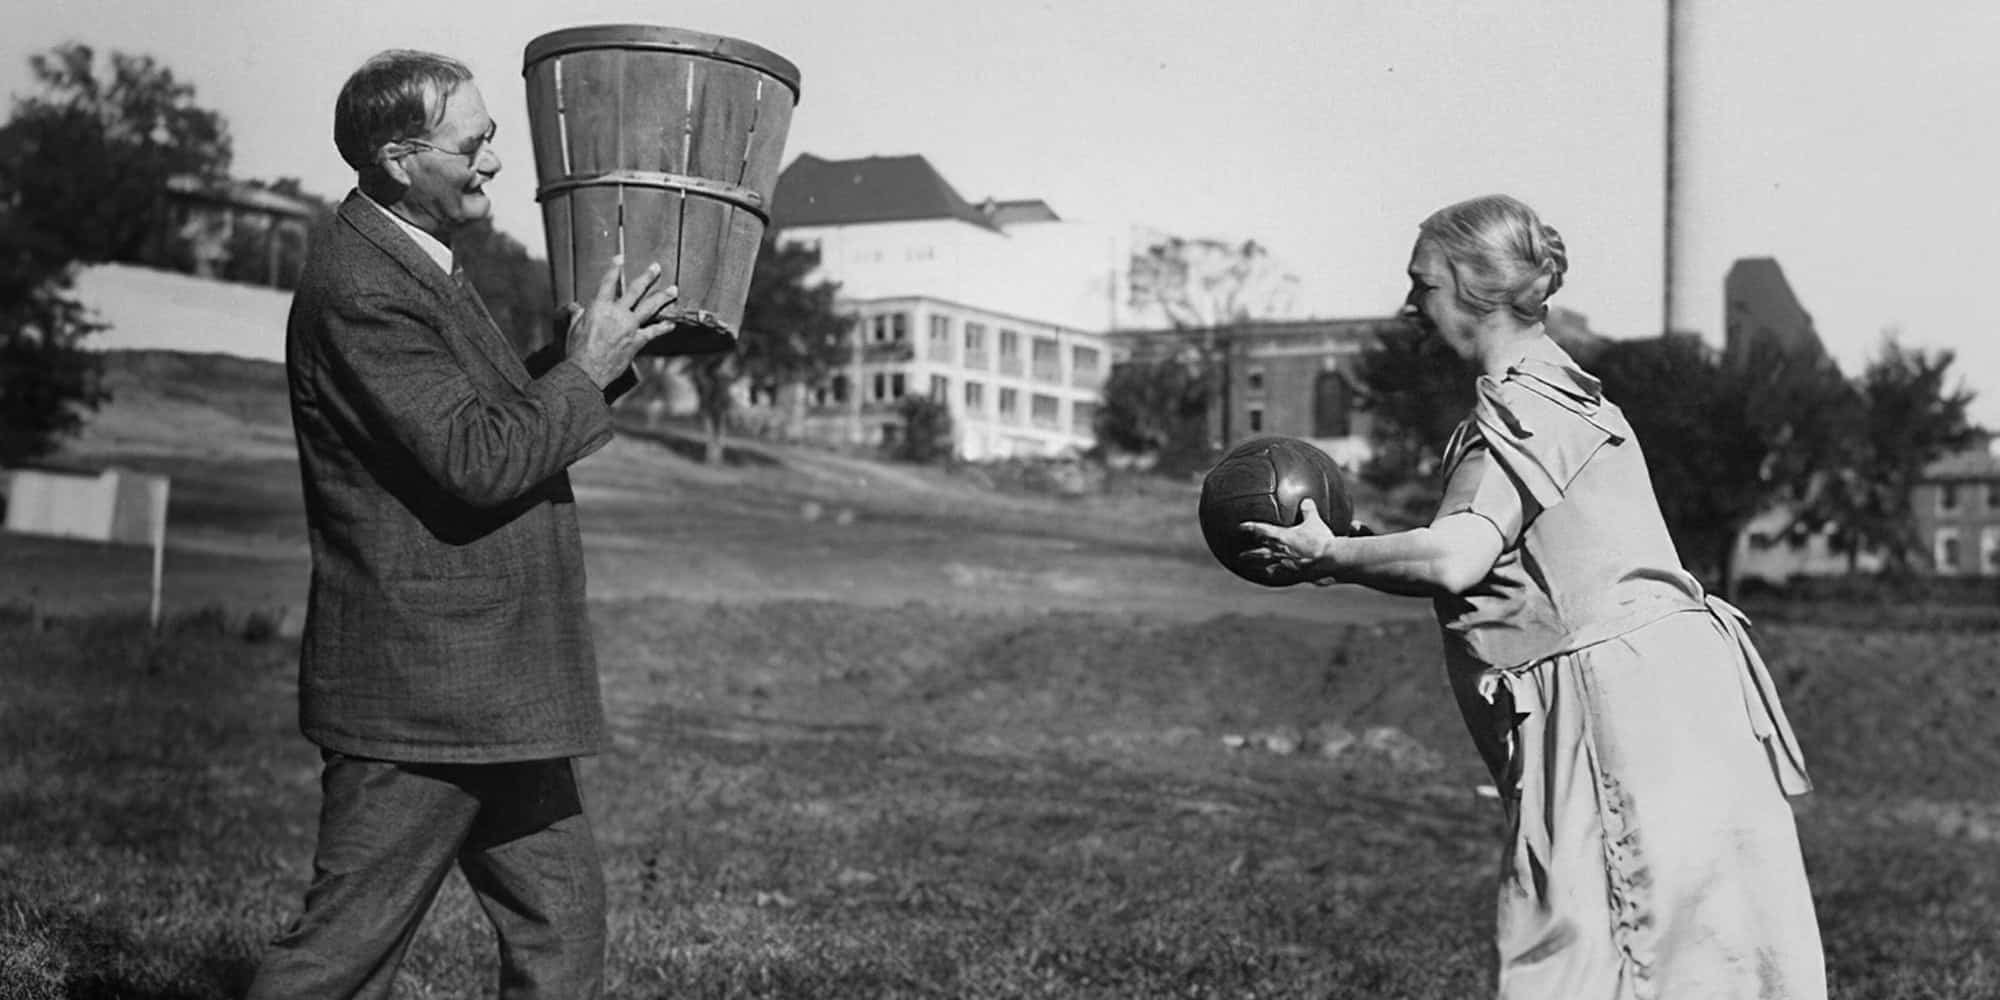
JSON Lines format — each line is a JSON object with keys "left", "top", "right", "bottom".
{"left": 808, "top": 295, "right": 1107, "bottom": 460}
{"left": 769, "top": 153, "right": 1137, "bottom": 458}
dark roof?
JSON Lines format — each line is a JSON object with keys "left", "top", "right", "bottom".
{"left": 1922, "top": 446, "right": 2000, "bottom": 481}
{"left": 980, "top": 198, "right": 1061, "bottom": 226}
{"left": 771, "top": 153, "right": 999, "bottom": 231}
{"left": 166, "top": 175, "right": 321, "bottom": 219}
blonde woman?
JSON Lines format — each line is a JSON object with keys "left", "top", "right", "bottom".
{"left": 1242, "top": 195, "right": 1825, "bottom": 998}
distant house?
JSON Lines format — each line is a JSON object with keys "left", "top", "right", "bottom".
{"left": 1912, "top": 438, "right": 2000, "bottom": 577}
{"left": 155, "top": 174, "right": 322, "bottom": 289}
{"left": 1732, "top": 504, "right": 1884, "bottom": 586}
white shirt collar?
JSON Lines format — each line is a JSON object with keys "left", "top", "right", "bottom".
{"left": 358, "top": 191, "right": 454, "bottom": 275}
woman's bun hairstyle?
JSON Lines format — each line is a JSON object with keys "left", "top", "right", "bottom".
{"left": 1418, "top": 195, "right": 1567, "bottom": 323}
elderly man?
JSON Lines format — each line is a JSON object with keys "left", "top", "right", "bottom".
{"left": 246, "top": 50, "right": 674, "bottom": 999}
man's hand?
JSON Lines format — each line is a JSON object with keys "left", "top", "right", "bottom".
{"left": 562, "top": 258, "right": 679, "bottom": 388}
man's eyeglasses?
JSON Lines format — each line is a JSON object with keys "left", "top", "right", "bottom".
{"left": 395, "top": 125, "right": 496, "bottom": 163}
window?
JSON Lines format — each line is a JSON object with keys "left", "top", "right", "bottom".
{"left": 963, "top": 381, "right": 985, "bottom": 414}
{"left": 1939, "top": 483, "right": 1960, "bottom": 514}
{"left": 1982, "top": 526, "right": 2000, "bottom": 576}
{"left": 930, "top": 374, "right": 949, "bottom": 401}
{"left": 890, "top": 372, "right": 906, "bottom": 398}
{"left": 890, "top": 312, "right": 909, "bottom": 341}
{"left": 1071, "top": 345, "right": 1101, "bottom": 387}
{"left": 1246, "top": 367, "right": 1266, "bottom": 393}
{"left": 998, "top": 387, "right": 1019, "bottom": 422}
{"left": 1031, "top": 337, "right": 1061, "bottom": 382}
{"left": 1247, "top": 405, "right": 1265, "bottom": 433}
{"left": 1031, "top": 394, "right": 1060, "bottom": 428}
{"left": 869, "top": 315, "right": 890, "bottom": 343}
{"left": 964, "top": 323, "right": 989, "bottom": 369}
{"left": 872, "top": 372, "right": 888, "bottom": 401}
{"left": 829, "top": 374, "right": 850, "bottom": 404}
{"left": 1987, "top": 481, "right": 2000, "bottom": 511}
{"left": 1313, "top": 370, "right": 1352, "bottom": 438}
{"left": 927, "top": 315, "right": 953, "bottom": 361}
{"left": 998, "top": 329, "right": 1022, "bottom": 375}
{"left": 1935, "top": 528, "right": 1962, "bottom": 575}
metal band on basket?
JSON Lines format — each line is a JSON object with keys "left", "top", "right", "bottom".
{"left": 534, "top": 170, "right": 770, "bottom": 222}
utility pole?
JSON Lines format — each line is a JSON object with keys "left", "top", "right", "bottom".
{"left": 1663, "top": 0, "right": 1696, "bottom": 338}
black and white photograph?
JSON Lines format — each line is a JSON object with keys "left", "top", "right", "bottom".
{"left": 2, "top": 1, "right": 1995, "bottom": 997}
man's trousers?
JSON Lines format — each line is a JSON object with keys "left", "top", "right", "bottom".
{"left": 246, "top": 752, "right": 606, "bottom": 1000}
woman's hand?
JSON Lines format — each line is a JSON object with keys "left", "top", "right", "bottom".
{"left": 1237, "top": 497, "right": 1343, "bottom": 586}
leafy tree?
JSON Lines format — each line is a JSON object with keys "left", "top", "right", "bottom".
{"left": 1118, "top": 235, "right": 1301, "bottom": 469}
{"left": 1809, "top": 332, "right": 1980, "bottom": 573}
{"left": 1593, "top": 331, "right": 1856, "bottom": 595}
{"left": 684, "top": 236, "right": 850, "bottom": 463}
{"left": 0, "top": 208, "right": 108, "bottom": 466}
{"left": 0, "top": 43, "right": 232, "bottom": 264}
{"left": 1349, "top": 320, "right": 1472, "bottom": 508}
{"left": 1127, "top": 236, "right": 1300, "bottom": 329}
{"left": 889, "top": 395, "right": 953, "bottom": 464}
{"left": 1592, "top": 335, "right": 1770, "bottom": 591}
{"left": 1093, "top": 355, "right": 1215, "bottom": 476}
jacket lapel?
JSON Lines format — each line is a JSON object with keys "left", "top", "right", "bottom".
{"left": 336, "top": 193, "right": 533, "bottom": 390}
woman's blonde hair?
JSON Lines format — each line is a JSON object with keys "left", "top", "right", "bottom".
{"left": 1418, "top": 194, "right": 1567, "bottom": 323}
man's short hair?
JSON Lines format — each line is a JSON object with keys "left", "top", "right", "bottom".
{"left": 333, "top": 50, "right": 473, "bottom": 171}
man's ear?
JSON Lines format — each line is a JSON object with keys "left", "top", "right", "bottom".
{"left": 376, "top": 148, "right": 414, "bottom": 189}
{"left": 356, "top": 161, "right": 411, "bottom": 205}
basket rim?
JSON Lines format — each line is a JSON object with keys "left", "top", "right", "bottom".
{"left": 522, "top": 23, "right": 801, "bottom": 100}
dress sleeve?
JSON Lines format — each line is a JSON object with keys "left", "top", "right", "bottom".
{"left": 1435, "top": 434, "right": 1531, "bottom": 545}
{"left": 1435, "top": 360, "right": 1626, "bottom": 543}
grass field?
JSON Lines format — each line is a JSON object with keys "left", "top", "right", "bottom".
{"left": 2, "top": 352, "right": 1996, "bottom": 998}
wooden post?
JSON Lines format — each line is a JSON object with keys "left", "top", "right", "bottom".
{"left": 148, "top": 477, "right": 170, "bottom": 634}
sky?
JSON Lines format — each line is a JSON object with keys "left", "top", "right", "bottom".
{"left": 7, "top": 0, "right": 1998, "bottom": 425}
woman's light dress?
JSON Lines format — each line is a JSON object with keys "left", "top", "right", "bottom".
{"left": 1432, "top": 337, "right": 1826, "bottom": 1000}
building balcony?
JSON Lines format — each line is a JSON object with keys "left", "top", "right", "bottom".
{"left": 860, "top": 340, "right": 915, "bottom": 362}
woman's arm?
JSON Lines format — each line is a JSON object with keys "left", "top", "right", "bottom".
{"left": 1239, "top": 501, "right": 1505, "bottom": 598}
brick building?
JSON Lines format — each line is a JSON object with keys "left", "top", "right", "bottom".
{"left": 1101, "top": 318, "right": 1403, "bottom": 469}
{"left": 1912, "top": 439, "right": 2000, "bottom": 576}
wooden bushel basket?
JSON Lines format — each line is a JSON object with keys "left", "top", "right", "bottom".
{"left": 522, "top": 25, "right": 801, "bottom": 356}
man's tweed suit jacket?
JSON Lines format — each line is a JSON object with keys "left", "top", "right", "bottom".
{"left": 285, "top": 192, "right": 612, "bottom": 763}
